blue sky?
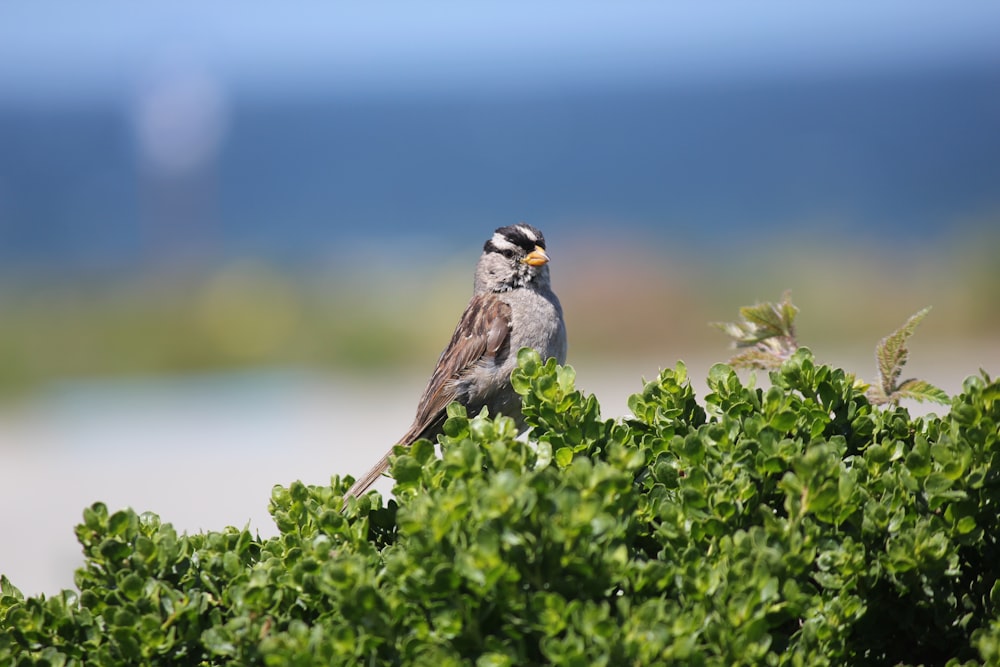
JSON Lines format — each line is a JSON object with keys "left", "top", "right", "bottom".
{"left": 2, "top": 2, "right": 999, "bottom": 102}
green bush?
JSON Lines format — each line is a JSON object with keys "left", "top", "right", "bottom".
{"left": 3, "top": 348, "right": 999, "bottom": 665}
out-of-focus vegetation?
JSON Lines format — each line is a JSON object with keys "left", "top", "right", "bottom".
{"left": 713, "top": 292, "right": 950, "bottom": 406}
{"left": 0, "top": 231, "right": 997, "bottom": 401}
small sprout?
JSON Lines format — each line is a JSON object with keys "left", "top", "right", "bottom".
{"left": 717, "top": 295, "right": 948, "bottom": 408}
{"left": 713, "top": 290, "right": 799, "bottom": 370}
{"left": 867, "top": 307, "right": 949, "bottom": 406}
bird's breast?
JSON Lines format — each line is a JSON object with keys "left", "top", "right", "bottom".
{"left": 505, "top": 288, "right": 567, "bottom": 365}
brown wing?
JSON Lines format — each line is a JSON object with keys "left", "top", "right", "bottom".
{"left": 410, "top": 292, "right": 512, "bottom": 439}
{"left": 343, "top": 293, "right": 512, "bottom": 503}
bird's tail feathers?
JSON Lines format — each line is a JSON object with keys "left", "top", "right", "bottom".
{"left": 341, "top": 424, "right": 425, "bottom": 509}
{"left": 342, "top": 453, "right": 392, "bottom": 505}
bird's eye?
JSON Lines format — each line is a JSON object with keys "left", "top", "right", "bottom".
{"left": 500, "top": 248, "right": 516, "bottom": 259}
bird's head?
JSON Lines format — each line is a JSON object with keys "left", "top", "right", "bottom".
{"left": 475, "top": 223, "right": 551, "bottom": 293}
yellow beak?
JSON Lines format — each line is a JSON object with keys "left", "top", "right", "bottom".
{"left": 522, "top": 246, "right": 550, "bottom": 267}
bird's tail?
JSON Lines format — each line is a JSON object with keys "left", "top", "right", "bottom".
{"left": 341, "top": 423, "right": 424, "bottom": 509}
{"left": 342, "top": 453, "right": 392, "bottom": 505}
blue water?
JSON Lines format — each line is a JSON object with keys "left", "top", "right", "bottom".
{"left": 2, "top": 66, "right": 999, "bottom": 268}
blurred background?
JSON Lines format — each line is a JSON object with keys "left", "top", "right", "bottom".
{"left": 2, "top": 2, "right": 999, "bottom": 595}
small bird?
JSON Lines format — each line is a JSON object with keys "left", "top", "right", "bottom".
{"left": 344, "top": 223, "right": 567, "bottom": 501}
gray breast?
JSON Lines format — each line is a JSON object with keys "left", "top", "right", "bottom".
{"left": 504, "top": 287, "right": 567, "bottom": 365}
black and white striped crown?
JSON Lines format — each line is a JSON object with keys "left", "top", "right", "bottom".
{"left": 483, "top": 224, "right": 546, "bottom": 255}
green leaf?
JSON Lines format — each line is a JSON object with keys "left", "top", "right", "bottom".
{"left": 873, "top": 306, "right": 931, "bottom": 397}
{"left": 83, "top": 502, "right": 108, "bottom": 531}
{"left": 714, "top": 292, "right": 799, "bottom": 369}
{"left": 0, "top": 575, "right": 23, "bottom": 601}
{"left": 924, "top": 471, "right": 953, "bottom": 495}
{"left": 517, "top": 346, "right": 541, "bottom": 373}
{"left": 120, "top": 573, "right": 145, "bottom": 600}
{"left": 446, "top": 402, "right": 468, "bottom": 419}
{"left": 741, "top": 291, "right": 796, "bottom": 338}
{"left": 956, "top": 515, "right": 978, "bottom": 535}
{"left": 895, "top": 379, "right": 950, "bottom": 405}
{"left": 555, "top": 447, "right": 573, "bottom": 467}
{"left": 770, "top": 410, "right": 798, "bottom": 432}
{"left": 99, "top": 538, "right": 131, "bottom": 562}
{"left": 410, "top": 438, "right": 436, "bottom": 464}
{"left": 477, "top": 653, "right": 514, "bottom": 667}
{"left": 108, "top": 510, "right": 133, "bottom": 537}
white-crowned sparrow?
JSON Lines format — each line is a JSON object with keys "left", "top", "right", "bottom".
{"left": 344, "top": 224, "right": 567, "bottom": 501}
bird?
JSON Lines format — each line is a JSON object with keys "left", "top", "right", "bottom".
{"left": 343, "top": 223, "right": 567, "bottom": 502}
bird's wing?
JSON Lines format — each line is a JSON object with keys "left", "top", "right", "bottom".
{"left": 343, "top": 293, "right": 512, "bottom": 503}
{"left": 410, "top": 292, "right": 512, "bottom": 436}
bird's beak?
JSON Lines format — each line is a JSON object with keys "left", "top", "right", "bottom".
{"left": 522, "top": 246, "right": 550, "bottom": 266}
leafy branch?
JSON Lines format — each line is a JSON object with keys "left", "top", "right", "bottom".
{"left": 712, "top": 290, "right": 800, "bottom": 370}
{"left": 716, "top": 292, "right": 948, "bottom": 406}
{"left": 2, "top": 338, "right": 998, "bottom": 665}
{"left": 866, "top": 307, "right": 949, "bottom": 406}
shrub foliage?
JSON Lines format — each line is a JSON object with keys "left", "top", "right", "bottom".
{"left": 3, "top": 348, "right": 1000, "bottom": 665}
